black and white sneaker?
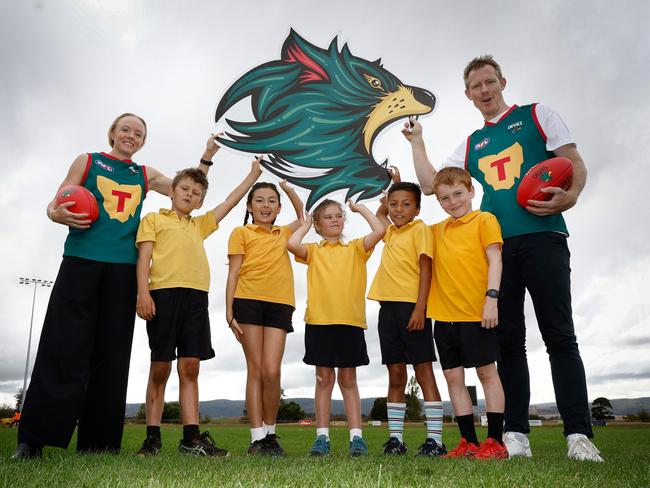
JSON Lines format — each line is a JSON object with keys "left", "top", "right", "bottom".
{"left": 261, "top": 433, "right": 286, "bottom": 457}
{"left": 11, "top": 442, "right": 43, "bottom": 460}
{"left": 178, "top": 431, "right": 230, "bottom": 457}
{"left": 383, "top": 436, "right": 407, "bottom": 455}
{"left": 416, "top": 437, "right": 447, "bottom": 457}
{"left": 135, "top": 436, "right": 162, "bottom": 457}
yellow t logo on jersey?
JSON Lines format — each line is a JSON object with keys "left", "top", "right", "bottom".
{"left": 478, "top": 142, "right": 524, "bottom": 191}
{"left": 96, "top": 175, "right": 142, "bottom": 223}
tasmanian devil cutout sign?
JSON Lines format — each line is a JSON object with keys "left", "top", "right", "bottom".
{"left": 215, "top": 29, "right": 436, "bottom": 209}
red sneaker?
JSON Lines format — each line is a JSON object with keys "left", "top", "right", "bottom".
{"left": 444, "top": 438, "right": 479, "bottom": 458}
{"left": 474, "top": 438, "right": 509, "bottom": 460}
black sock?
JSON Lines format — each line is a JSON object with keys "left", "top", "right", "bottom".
{"left": 486, "top": 412, "right": 504, "bottom": 443}
{"left": 146, "top": 425, "right": 161, "bottom": 439}
{"left": 456, "top": 414, "right": 479, "bottom": 445}
{"left": 183, "top": 424, "right": 200, "bottom": 443}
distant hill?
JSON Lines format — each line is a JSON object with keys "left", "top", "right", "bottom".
{"left": 126, "top": 397, "right": 650, "bottom": 419}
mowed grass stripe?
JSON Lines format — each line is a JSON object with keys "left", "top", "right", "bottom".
{"left": 1, "top": 424, "right": 649, "bottom": 487}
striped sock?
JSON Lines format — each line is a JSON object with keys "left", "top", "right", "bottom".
{"left": 424, "top": 401, "right": 443, "bottom": 444}
{"left": 387, "top": 402, "right": 406, "bottom": 442}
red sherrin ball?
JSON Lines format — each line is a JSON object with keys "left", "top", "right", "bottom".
{"left": 55, "top": 184, "right": 99, "bottom": 223}
{"left": 516, "top": 157, "right": 573, "bottom": 208}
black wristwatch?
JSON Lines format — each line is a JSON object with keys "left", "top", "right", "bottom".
{"left": 485, "top": 289, "right": 500, "bottom": 299}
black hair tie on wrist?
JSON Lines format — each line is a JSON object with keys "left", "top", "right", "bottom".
{"left": 200, "top": 158, "right": 214, "bottom": 166}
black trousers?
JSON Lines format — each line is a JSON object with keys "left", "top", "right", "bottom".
{"left": 18, "top": 256, "right": 137, "bottom": 451}
{"left": 497, "top": 232, "right": 593, "bottom": 438}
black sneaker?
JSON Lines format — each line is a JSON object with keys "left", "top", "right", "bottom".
{"left": 416, "top": 437, "right": 448, "bottom": 457}
{"left": 135, "top": 436, "right": 162, "bottom": 457}
{"left": 261, "top": 433, "right": 286, "bottom": 457}
{"left": 383, "top": 437, "right": 407, "bottom": 455}
{"left": 178, "top": 431, "right": 230, "bottom": 457}
{"left": 248, "top": 438, "right": 265, "bottom": 455}
{"left": 11, "top": 442, "right": 43, "bottom": 460}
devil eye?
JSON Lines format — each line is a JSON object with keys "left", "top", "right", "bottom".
{"left": 364, "top": 74, "right": 383, "bottom": 90}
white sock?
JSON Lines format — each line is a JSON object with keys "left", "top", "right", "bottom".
{"left": 263, "top": 422, "right": 276, "bottom": 435}
{"left": 316, "top": 427, "right": 330, "bottom": 440}
{"left": 251, "top": 426, "right": 266, "bottom": 442}
{"left": 350, "top": 428, "right": 362, "bottom": 442}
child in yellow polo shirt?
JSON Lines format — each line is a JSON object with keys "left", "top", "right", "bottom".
{"left": 226, "top": 180, "right": 303, "bottom": 456}
{"left": 368, "top": 168, "right": 446, "bottom": 457}
{"left": 429, "top": 167, "right": 507, "bottom": 460}
{"left": 288, "top": 199, "right": 385, "bottom": 457}
{"left": 134, "top": 146, "right": 262, "bottom": 458}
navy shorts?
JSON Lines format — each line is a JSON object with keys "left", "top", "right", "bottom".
{"left": 147, "top": 288, "right": 215, "bottom": 362}
{"left": 378, "top": 302, "right": 436, "bottom": 365}
{"left": 303, "top": 324, "right": 369, "bottom": 368}
{"left": 434, "top": 321, "right": 500, "bottom": 370}
{"left": 232, "top": 298, "right": 294, "bottom": 332}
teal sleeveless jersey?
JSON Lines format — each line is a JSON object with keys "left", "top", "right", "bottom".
{"left": 63, "top": 152, "right": 148, "bottom": 264}
{"left": 465, "top": 104, "right": 568, "bottom": 239}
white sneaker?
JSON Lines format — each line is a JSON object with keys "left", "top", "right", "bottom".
{"left": 567, "top": 434, "right": 603, "bottom": 462}
{"left": 503, "top": 431, "right": 532, "bottom": 458}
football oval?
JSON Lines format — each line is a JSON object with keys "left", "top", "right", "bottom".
{"left": 516, "top": 157, "right": 573, "bottom": 208}
{"left": 55, "top": 184, "right": 100, "bottom": 222}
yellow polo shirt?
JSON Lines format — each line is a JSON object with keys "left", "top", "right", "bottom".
{"left": 296, "top": 238, "right": 373, "bottom": 328}
{"left": 428, "top": 210, "right": 502, "bottom": 321}
{"left": 368, "top": 219, "right": 433, "bottom": 303}
{"left": 228, "top": 224, "right": 295, "bottom": 307}
{"left": 136, "top": 209, "right": 218, "bottom": 292}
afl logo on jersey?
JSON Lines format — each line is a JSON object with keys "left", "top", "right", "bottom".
{"left": 474, "top": 137, "right": 490, "bottom": 151}
{"left": 95, "top": 160, "right": 115, "bottom": 172}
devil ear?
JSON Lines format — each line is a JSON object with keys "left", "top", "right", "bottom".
{"left": 282, "top": 34, "right": 329, "bottom": 84}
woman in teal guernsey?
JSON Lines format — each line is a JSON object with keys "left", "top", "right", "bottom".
{"left": 13, "top": 114, "right": 217, "bottom": 459}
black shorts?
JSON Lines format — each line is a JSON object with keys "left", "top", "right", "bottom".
{"left": 303, "top": 324, "right": 369, "bottom": 368}
{"left": 434, "top": 321, "right": 500, "bottom": 370}
{"left": 233, "top": 298, "right": 294, "bottom": 332}
{"left": 378, "top": 302, "right": 436, "bottom": 365}
{"left": 147, "top": 288, "right": 215, "bottom": 362}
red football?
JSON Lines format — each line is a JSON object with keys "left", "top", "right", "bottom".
{"left": 516, "top": 157, "right": 573, "bottom": 208}
{"left": 55, "top": 184, "right": 100, "bottom": 223}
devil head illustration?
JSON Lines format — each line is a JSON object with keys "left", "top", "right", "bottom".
{"left": 215, "top": 29, "right": 435, "bottom": 209}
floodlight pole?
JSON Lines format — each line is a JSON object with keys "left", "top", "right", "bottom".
{"left": 18, "top": 277, "right": 53, "bottom": 412}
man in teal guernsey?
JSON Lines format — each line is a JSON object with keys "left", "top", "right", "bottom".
{"left": 403, "top": 56, "right": 602, "bottom": 462}
{"left": 14, "top": 114, "right": 218, "bottom": 459}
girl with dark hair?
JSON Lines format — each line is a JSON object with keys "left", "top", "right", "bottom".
{"left": 225, "top": 179, "right": 302, "bottom": 456}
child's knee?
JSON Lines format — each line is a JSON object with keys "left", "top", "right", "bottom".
{"left": 388, "top": 368, "right": 407, "bottom": 389}
{"left": 316, "top": 369, "right": 335, "bottom": 388}
{"left": 150, "top": 362, "right": 172, "bottom": 385}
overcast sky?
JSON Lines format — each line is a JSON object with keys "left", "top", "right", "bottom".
{"left": 1, "top": 0, "right": 649, "bottom": 410}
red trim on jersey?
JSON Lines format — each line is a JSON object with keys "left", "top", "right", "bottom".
{"left": 531, "top": 103, "right": 547, "bottom": 141}
{"left": 464, "top": 135, "right": 471, "bottom": 171}
{"left": 484, "top": 104, "right": 518, "bottom": 126}
{"left": 142, "top": 165, "right": 149, "bottom": 194}
{"left": 100, "top": 152, "right": 133, "bottom": 163}
{"left": 80, "top": 153, "right": 92, "bottom": 185}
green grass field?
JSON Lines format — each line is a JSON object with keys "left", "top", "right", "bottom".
{"left": 1, "top": 424, "right": 649, "bottom": 487}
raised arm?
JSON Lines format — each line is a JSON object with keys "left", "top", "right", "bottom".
{"left": 47, "top": 154, "right": 93, "bottom": 228}
{"left": 401, "top": 118, "right": 436, "bottom": 195}
{"left": 136, "top": 241, "right": 155, "bottom": 321}
{"left": 212, "top": 157, "right": 263, "bottom": 223}
{"left": 526, "top": 143, "right": 587, "bottom": 216}
{"left": 286, "top": 214, "right": 312, "bottom": 260}
{"left": 279, "top": 180, "right": 304, "bottom": 232}
{"left": 348, "top": 200, "right": 385, "bottom": 252}
{"left": 376, "top": 166, "right": 401, "bottom": 229}
{"left": 147, "top": 135, "right": 221, "bottom": 196}
{"left": 482, "top": 243, "right": 502, "bottom": 329}
{"left": 226, "top": 253, "right": 245, "bottom": 343}
{"left": 407, "top": 254, "right": 432, "bottom": 332}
